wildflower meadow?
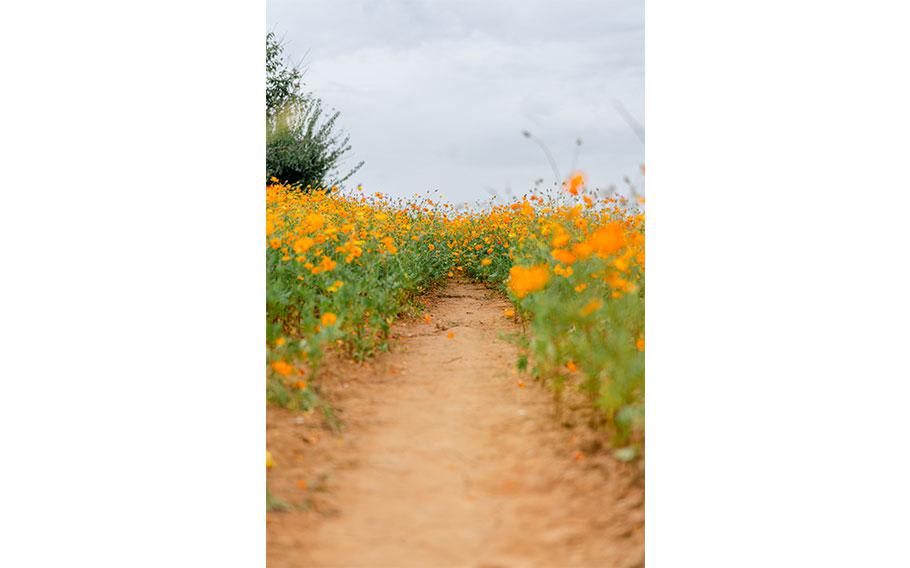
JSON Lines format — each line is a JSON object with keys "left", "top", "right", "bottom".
{"left": 266, "top": 173, "right": 644, "bottom": 449}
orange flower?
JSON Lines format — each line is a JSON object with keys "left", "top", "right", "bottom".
{"left": 507, "top": 264, "right": 550, "bottom": 298}
{"left": 269, "top": 237, "right": 282, "bottom": 249}
{"left": 566, "top": 360, "right": 578, "bottom": 372}
{"left": 293, "top": 236, "right": 315, "bottom": 254}
{"left": 294, "top": 380, "right": 308, "bottom": 390}
{"left": 304, "top": 212, "right": 325, "bottom": 232}
{"left": 381, "top": 236, "right": 398, "bottom": 254}
{"left": 587, "top": 222, "right": 626, "bottom": 257}
{"left": 551, "top": 248, "right": 576, "bottom": 265}
{"left": 606, "top": 271, "right": 637, "bottom": 294}
{"left": 636, "top": 335, "right": 644, "bottom": 352}
{"left": 564, "top": 171, "right": 586, "bottom": 196}
{"left": 580, "top": 299, "right": 603, "bottom": 317}
{"left": 271, "top": 360, "right": 294, "bottom": 377}
{"left": 321, "top": 312, "right": 337, "bottom": 327}
{"left": 481, "top": 258, "right": 492, "bottom": 266}
{"left": 613, "top": 255, "right": 630, "bottom": 272}
{"left": 553, "top": 264, "right": 573, "bottom": 278}
{"left": 447, "top": 331, "right": 455, "bottom": 340}
{"left": 318, "top": 255, "right": 337, "bottom": 272}
{"left": 551, "top": 232, "right": 570, "bottom": 247}
{"left": 573, "top": 241, "right": 594, "bottom": 259}
{"left": 503, "top": 308, "right": 515, "bottom": 318}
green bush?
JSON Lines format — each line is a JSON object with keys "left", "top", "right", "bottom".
{"left": 266, "top": 32, "right": 363, "bottom": 188}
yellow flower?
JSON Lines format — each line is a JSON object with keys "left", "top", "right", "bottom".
{"left": 481, "top": 258, "right": 492, "bottom": 266}
{"left": 266, "top": 450, "right": 274, "bottom": 469}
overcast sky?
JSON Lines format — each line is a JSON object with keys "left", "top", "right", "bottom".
{"left": 267, "top": 0, "right": 643, "bottom": 204}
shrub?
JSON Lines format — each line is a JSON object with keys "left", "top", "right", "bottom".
{"left": 266, "top": 32, "right": 363, "bottom": 188}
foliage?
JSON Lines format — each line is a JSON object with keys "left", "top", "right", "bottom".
{"left": 266, "top": 31, "right": 303, "bottom": 116}
{"left": 266, "top": 32, "right": 363, "bottom": 188}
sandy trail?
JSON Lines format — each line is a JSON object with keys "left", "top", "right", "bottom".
{"left": 267, "top": 280, "right": 644, "bottom": 568}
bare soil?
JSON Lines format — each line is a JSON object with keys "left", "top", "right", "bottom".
{"left": 267, "top": 280, "right": 644, "bottom": 568}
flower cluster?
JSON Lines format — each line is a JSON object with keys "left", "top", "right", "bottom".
{"left": 266, "top": 183, "right": 453, "bottom": 410}
{"left": 450, "top": 175, "right": 645, "bottom": 448}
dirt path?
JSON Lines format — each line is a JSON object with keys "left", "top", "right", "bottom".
{"left": 267, "top": 280, "right": 644, "bottom": 568}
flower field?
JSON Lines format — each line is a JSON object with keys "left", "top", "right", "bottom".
{"left": 266, "top": 174, "right": 644, "bottom": 447}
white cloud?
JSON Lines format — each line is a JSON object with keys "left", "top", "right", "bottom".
{"left": 268, "top": 0, "right": 644, "bottom": 203}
